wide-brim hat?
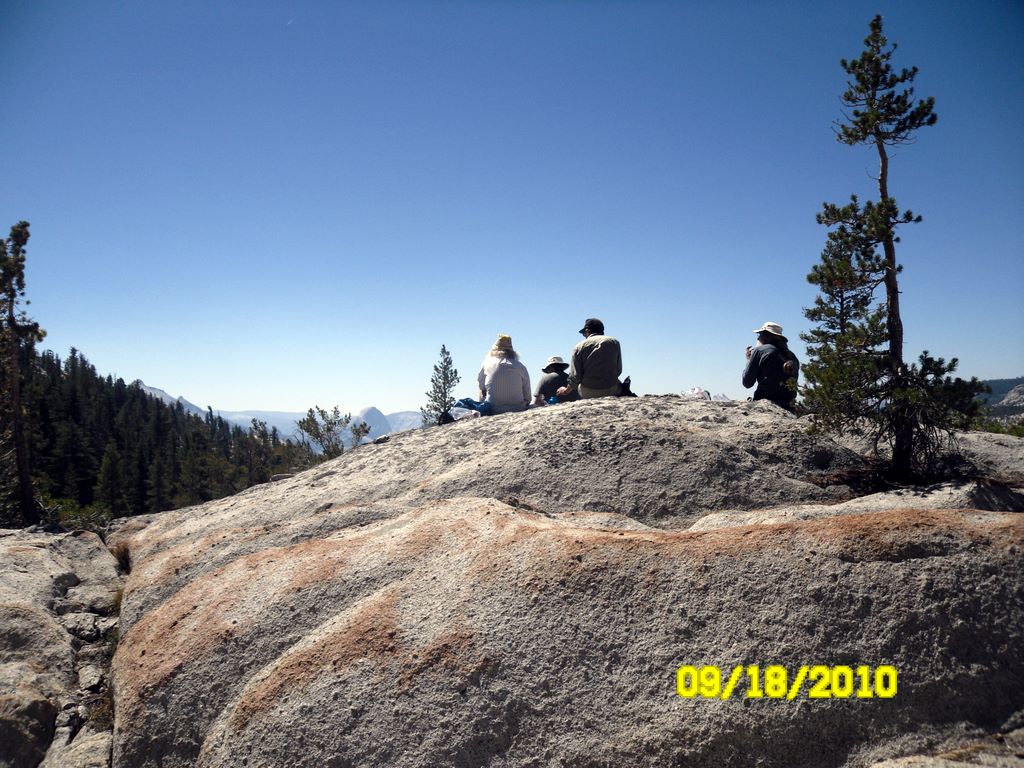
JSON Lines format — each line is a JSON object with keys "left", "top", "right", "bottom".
{"left": 491, "top": 334, "right": 514, "bottom": 353}
{"left": 542, "top": 356, "right": 569, "bottom": 373}
{"left": 753, "top": 321, "right": 787, "bottom": 341}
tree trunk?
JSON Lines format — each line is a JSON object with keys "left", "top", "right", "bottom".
{"left": 5, "top": 318, "right": 38, "bottom": 525}
{"left": 876, "top": 137, "right": 913, "bottom": 479}
{"left": 891, "top": 417, "right": 915, "bottom": 480}
{"left": 875, "top": 138, "right": 904, "bottom": 368}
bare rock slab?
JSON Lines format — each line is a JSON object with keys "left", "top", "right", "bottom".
{"left": 690, "top": 480, "right": 1024, "bottom": 531}
{"left": 867, "top": 725, "right": 1024, "bottom": 766}
{"left": 108, "top": 398, "right": 871, "bottom": 627}
{"left": 0, "top": 529, "right": 122, "bottom": 768}
{"left": 111, "top": 500, "right": 1024, "bottom": 768}
{"left": 40, "top": 727, "right": 113, "bottom": 768}
{"left": 105, "top": 401, "right": 1024, "bottom": 768}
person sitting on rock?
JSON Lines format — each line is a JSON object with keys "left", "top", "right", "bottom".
{"left": 557, "top": 317, "right": 623, "bottom": 399}
{"left": 742, "top": 321, "right": 800, "bottom": 412}
{"left": 477, "top": 334, "right": 531, "bottom": 415}
{"left": 533, "top": 356, "right": 580, "bottom": 405}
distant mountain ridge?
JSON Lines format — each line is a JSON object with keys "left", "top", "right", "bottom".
{"left": 135, "top": 381, "right": 206, "bottom": 418}
{"left": 134, "top": 381, "right": 422, "bottom": 442}
{"left": 982, "top": 376, "right": 1024, "bottom": 419}
{"left": 385, "top": 411, "right": 424, "bottom": 432}
{"left": 981, "top": 377, "right": 1024, "bottom": 405}
{"left": 1001, "top": 385, "right": 1024, "bottom": 409}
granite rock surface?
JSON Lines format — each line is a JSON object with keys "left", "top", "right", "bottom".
{"left": 106, "top": 398, "right": 1024, "bottom": 768}
{"left": 0, "top": 529, "right": 121, "bottom": 768}
{"left": 4, "top": 397, "right": 1022, "bottom": 767}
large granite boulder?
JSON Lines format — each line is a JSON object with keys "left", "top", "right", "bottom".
{"left": 0, "top": 529, "right": 121, "bottom": 768}
{"left": 105, "top": 399, "right": 1024, "bottom": 768}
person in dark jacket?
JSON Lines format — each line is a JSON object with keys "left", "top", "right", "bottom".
{"left": 533, "top": 356, "right": 580, "bottom": 405}
{"left": 742, "top": 321, "right": 800, "bottom": 411}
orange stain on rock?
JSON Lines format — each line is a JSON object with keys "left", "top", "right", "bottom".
{"left": 227, "top": 589, "right": 402, "bottom": 732}
{"left": 114, "top": 535, "right": 356, "bottom": 721}
{"left": 114, "top": 501, "right": 1022, "bottom": 741}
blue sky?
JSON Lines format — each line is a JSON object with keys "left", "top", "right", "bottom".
{"left": 2, "top": 0, "right": 1022, "bottom": 415}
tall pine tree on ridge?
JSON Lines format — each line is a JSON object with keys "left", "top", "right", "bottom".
{"left": 1, "top": 221, "right": 45, "bottom": 524}
{"left": 802, "top": 16, "right": 985, "bottom": 479}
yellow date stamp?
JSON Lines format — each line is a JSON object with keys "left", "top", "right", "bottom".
{"left": 675, "top": 664, "right": 898, "bottom": 700}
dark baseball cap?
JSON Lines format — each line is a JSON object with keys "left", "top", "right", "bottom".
{"left": 579, "top": 318, "right": 604, "bottom": 335}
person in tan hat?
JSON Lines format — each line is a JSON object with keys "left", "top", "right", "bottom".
{"left": 533, "top": 356, "right": 580, "bottom": 405}
{"left": 476, "top": 334, "right": 531, "bottom": 414}
{"left": 742, "top": 321, "right": 800, "bottom": 411}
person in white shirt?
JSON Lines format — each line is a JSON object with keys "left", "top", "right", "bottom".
{"left": 477, "top": 334, "right": 531, "bottom": 415}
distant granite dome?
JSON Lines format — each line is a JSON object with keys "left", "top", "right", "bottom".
{"left": 350, "top": 406, "right": 392, "bottom": 445}
{"left": 384, "top": 410, "right": 423, "bottom": 433}
{"left": 1001, "top": 383, "right": 1024, "bottom": 408}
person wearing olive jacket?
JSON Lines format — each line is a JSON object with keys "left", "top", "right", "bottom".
{"left": 557, "top": 318, "right": 623, "bottom": 399}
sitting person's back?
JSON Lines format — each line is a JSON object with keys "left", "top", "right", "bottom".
{"left": 477, "top": 334, "right": 531, "bottom": 414}
{"left": 559, "top": 318, "right": 623, "bottom": 399}
{"left": 742, "top": 321, "right": 800, "bottom": 411}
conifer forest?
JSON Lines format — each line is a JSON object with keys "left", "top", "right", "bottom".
{"left": 0, "top": 345, "right": 315, "bottom": 527}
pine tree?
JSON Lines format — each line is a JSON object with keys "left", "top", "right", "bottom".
{"left": 803, "top": 197, "right": 889, "bottom": 423}
{"left": 803, "top": 16, "right": 986, "bottom": 479}
{"left": 53, "top": 421, "right": 94, "bottom": 505}
{"left": 296, "top": 406, "right": 350, "bottom": 460}
{"left": 146, "top": 452, "right": 171, "bottom": 512}
{"left": 94, "top": 440, "right": 129, "bottom": 516}
{"left": 349, "top": 420, "right": 372, "bottom": 447}
{"left": 246, "top": 419, "right": 272, "bottom": 484}
{"left": 0, "top": 425, "right": 18, "bottom": 525}
{"left": 176, "top": 448, "right": 201, "bottom": 506}
{"left": 0, "top": 222, "right": 45, "bottom": 524}
{"left": 421, "top": 345, "right": 460, "bottom": 426}
{"left": 0, "top": 338, "right": 319, "bottom": 522}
